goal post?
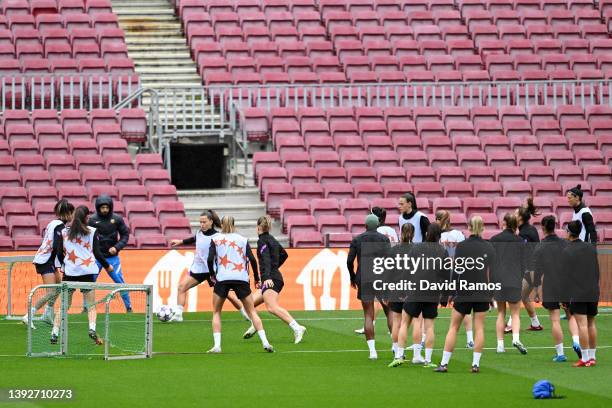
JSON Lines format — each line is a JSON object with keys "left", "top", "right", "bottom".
{"left": 27, "top": 282, "right": 153, "bottom": 361}
{"left": 0, "top": 255, "right": 36, "bottom": 320}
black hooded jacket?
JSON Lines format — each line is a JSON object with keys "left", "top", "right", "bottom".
{"left": 88, "top": 195, "right": 130, "bottom": 258}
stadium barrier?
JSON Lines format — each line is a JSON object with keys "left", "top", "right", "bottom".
{"left": 2, "top": 247, "right": 611, "bottom": 314}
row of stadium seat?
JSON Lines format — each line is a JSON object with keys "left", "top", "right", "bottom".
{"left": 2, "top": 0, "right": 112, "bottom": 17}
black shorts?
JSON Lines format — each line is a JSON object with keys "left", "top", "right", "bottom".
{"left": 213, "top": 280, "right": 251, "bottom": 300}
{"left": 262, "top": 279, "right": 284, "bottom": 294}
{"left": 453, "top": 302, "right": 490, "bottom": 315}
{"left": 569, "top": 302, "right": 598, "bottom": 317}
{"left": 403, "top": 301, "right": 438, "bottom": 319}
{"left": 495, "top": 287, "right": 522, "bottom": 303}
{"left": 190, "top": 271, "right": 214, "bottom": 286}
{"left": 63, "top": 274, "right": 97, "bottom": 293}
{"left": 388, "top": 301, "right": 403, "bottom": 314}
{"left": 543, "top": 302, "right": 561, "bottom": 310}
{"left": 35, "top": 263, "right": 55, "bottom": 275}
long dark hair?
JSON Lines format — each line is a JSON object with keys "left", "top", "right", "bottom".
{"left": 54, "top": 199, "right": 74, "bottom": 223}
{"left": 425, "top": 223, "right": 442, "bottom": 243}
{"left": 401, "top": 223, "right": 415, "bottom": 243}
{"left": 68, "top": 205, "right": 91, "bottom": 241}
{"left": 518, "top": 197, "right": 539, "bottom": 224}
{"left": 201, "top": 209, "right": 221, "bottom": 229}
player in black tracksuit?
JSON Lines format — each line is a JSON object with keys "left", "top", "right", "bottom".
{"left": 88, "top": 194, "right": 131, "bottom": 311}
{"left": 347, "top": 214, "right": 390, "bottom": 359}
{"left": 533, "top": 215, "right": 572, "bottom": 362}
{"left": 242, "top": 216, "right": 306, "bottom": 344}
{"left": 563, "top": 220, "right": 600, "bottom": 367}
{"left": 436, "top": 216, "right": 496, "bottom": 373}
{"left": 490, "top": 213, "right": 528, "bottom": 355}
{"left": 514, "top": 198, "right": 543, "bottom": 332}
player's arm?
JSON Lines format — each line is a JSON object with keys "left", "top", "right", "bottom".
{"left": 258, "top": 241, "right": 272, "bottom": 282}
{"left": 113, "top": 215, "right": 130, "bottom": 253}
{"left": 171, "top": 235, "right": 195, "bottom": 247}
{"left": 346, "top": 239, "right": 358, "bottom": 285}
{"left": 246, "top": 243, "right": 260, "bottom": 283}
{"left": 581, "top": 212, "right": 598, "bottom": 244}
{"left": 207, "top": 241, "right": 217, "bottom": 275}
{"left": 93, "top": 231, "right": 111, "bottom": 271}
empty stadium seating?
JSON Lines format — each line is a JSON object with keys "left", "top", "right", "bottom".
{"left": 0, "top": 109, "right": 187, "bottom": 249}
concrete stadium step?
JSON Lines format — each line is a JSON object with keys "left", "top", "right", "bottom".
{"left": 136, "top": 67, "right": 197, "bottom": 75}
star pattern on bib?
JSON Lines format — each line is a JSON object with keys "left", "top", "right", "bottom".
{"left": 66, "top": 249, "right": 78, "bottom": 264}
{"left": 81, "top": 257, "right": 94, "bottom": 267}
{"left": 219, "top": 254, "right": 230, "bottom": 268}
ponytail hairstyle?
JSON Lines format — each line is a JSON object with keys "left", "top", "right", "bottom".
{"left": 257, "top": 215, "right": 272, "bottom": 233}
{"left": 468, "top": 216, "right": 484, "bottom": 237}
{"left": 54, "top": 199, "right": 74, "bottom": 223}
{"left": 68, "top": 205, "right": 91, "bottom": 241}
{"left": 201, "top": 209, "right": 221, "bottom": 229}
{"left": 541, "top": 215, "right": 556, "bottom": 235}
{"left": 221, "top": 216, "right": 236, "bottom": 234}
{"left": 503, "top": 213, "right": 518, "bottom": 232}
{"left": 518, "top": 197, "right": 539, "bottom": 224}
{"left": 425, "top": 223, "right": 442, "bottom": 243}
{"left": 371, "top": 206, "right": 386, "bottom": 226}
{"left": 401, "top": 223, "right": 415, "bottom": 244}
{"left": 435, "top": 209, "right": 451, "bottom": 232}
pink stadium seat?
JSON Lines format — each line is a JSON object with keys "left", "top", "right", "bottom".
{"left": 147, "top": 185, "right": 177, "bottom": 204}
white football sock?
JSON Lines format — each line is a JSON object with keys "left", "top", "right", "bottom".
{"left": 392, "top": 342, "right": 398, "bottom": 354}
{"left": 52, "top": 326, "right": 59, "bottom": 336}
{"left": 394, "top": 346, "right": 403, "bottom": 360}
{"left": 512, "top": 333, "right": 520, "bottom": 344}
{"left": 213, "top": 332, "right": 221, "bottom": 348}
{"left": 289, "top": 320, "right": 300, "bottom": 331}
{"left": 413, "top": 344, "right": 423, "bottom": 360}
{"left": 581, "top": 351, "right": 589, "bottom": 363}
{"left": 555, "top": 343, "right": 565, "bottom": 356}
{"left": 421, "top": 333, "right": 426, "bottom": 344}
{"left": 591, "top": 349, "right": 596, "bottom": 360}
{"left": 507, "top": 316, "right": 512, "bottom": 326}
{"left": 89, "top": 322, "right": 96, "bottom": 331}
{"left": 425, "top": 348, "right": 433, "bottom": 363}
{"left": 497, "top": 339, "right": 505, "bottom": 349}
{"left": 572, "top": 335, "right": 580, "bottom": 344}
{"left": 472, "top": 352, "right": 482, "bottom": 367}
{"left": 530, "top": 315, "right": 541, "bottom": 327}
{"left": 586, "top": 349, "right": 593, "bottom": 360}
{"left": 240, "top": 307, "right": 252, "bottom": 322}
{"left": 176, "top": 305, "right": 184, "bottom": 314}
{"left": 440, "top": 350, "right": 452, "bottom": 366}
{"left": 366, "top": 339, "right": 376, "bottom": 354}
{"left": 257, "top": 330, "right": 270, "bottom": 347}
{"left": 466, "top": 330, "right": 474, "bottom": 344}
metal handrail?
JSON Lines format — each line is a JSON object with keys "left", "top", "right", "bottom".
{"left": 114, "top": 88, "right": 161, "bottom": 153}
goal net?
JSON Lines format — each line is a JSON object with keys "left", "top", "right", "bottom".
{"left": 27, "top": 282, "right": 153, "bottom": 360}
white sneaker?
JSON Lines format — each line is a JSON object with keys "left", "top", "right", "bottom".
{"left": 21, "top": 314, "right": 35, "bottom": 330}
{"left": 497, "top": 347, "right": 505, "bottom": 353}
{"left": 293, "top": 325, "right": 306, "bottom": 344}
{"left": 207, "top": 346, "right": 221, "bottom": 354}
{"left": 169, "top": 313, "right": 183, "bottom": 322}
{"left": 405, "top": 344, "right": 415, "bottom": 350}
{"left": 354, "top": 327, "right": 365, "bottom": 335}
{"left": 412, "top": 357, "right": 425, "bottom": 365}
{"left": 264, "top": 344, "right": 275, "bottom": 353}
{"left": 369, "top": 352, "right": 378, "bottom": 360}
{"left": 243, "top": 325, "right": 256, "bottom": 339}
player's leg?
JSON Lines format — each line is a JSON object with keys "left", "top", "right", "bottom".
{"left": 23, "top": 271, "right": 57, "bottom": 328}
{"left": 51, "top": 288, "right": 75, "bottom": 343}
{"left": 410, "top": 314, "right": 424, "bottom": 352}
{"left": 355, "top": 300, "right": 383, "bottom": 334}
{"left": 548, "top": 308, "right": 566, "bottom": 362}
{"left": 463, "top": 314, "right": 474, "bottom": 348}
{"left": 572, "top": 313, "right": 590, "bottom": 366}
{"left": 435, "top": 308, "right": 464, "bottom": 372}
{"left": 496, "top": 301, "right": 507, "bottom": 352}
{"left": 380, "top": 300, "right": 392, "bottom": 333}
{"left": 84, "top": 289, "right": 102, "bottom": 344}
{"left": 227, "top": 291, "right": 251, "bottom": 322}
{"left": 389, "top": 311, "right": 412, "bottom": 367}
{"left": 509, "top": 301, "right": 527, "bottom": 354}
{"left": 423, "top": 317, "right": 436, "bottom": 367}
{"left": 242, "top": 289, "right": 262, "bottom": 339}
{"left": 171, "top": 275, "right": 200, "bottom": 322}
{"left": 390, "top": 308, "right": 401, "bottom": 357}
{"left": 586, "top": 315, "right": 597, "bottom": 365}
{"left": 362, "top": 300, "right": 377, "bottom": 359}
{"left": 471, "top": 311, "right": 486, "bottom": 372}
{"left": 209, "top": 293, "right": 225, "bottom": 353}
{"left": 566, "top": 309, "right": 582, "bottom": 358}
{"left": 241, "top": 293, "right": 273, "bottom": 352}
{"left": 105, "top": 256, "right": 132, "bottom": 312}
{"left": 522, "top": 273, "right": 542, "bottom": 330}
{"left": 262, "top": 289, "right": 306, "bottom": 343}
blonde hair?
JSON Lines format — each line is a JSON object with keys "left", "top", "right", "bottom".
{"left": 435, "top": 209, "right": 451, "bottom": 232}
{"left": 468, "top": 216, "right": 484, "bottom": 236}
{"left": 257, "top": 215, "right": 272, "bottom": 233}
{"left": 401, "top": 223, "right": 415, "bottom": 244}
{"left": 221, "top": 216, "right": 236, "bottom": 234}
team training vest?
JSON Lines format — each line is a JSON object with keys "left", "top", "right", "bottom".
{"left": 191, "top": 230, "right": 219, "bottom": 274}
{"left": 62, "top": 226, "right": 99, "bottom": 277}
{"left": 213, "top": 233, "right": 249, "bottom": 283}
{"left": 440, "top": 229, "right": 465, "bottom": 258}
{"left": 33, "top": 219, "right": 64, "bottom": 266}
{"left": 399, "top": 211, "right": 426, "bottom": 243}
{"left": 377, "top": 226, "right": 399, "bottom": 243}
{"left": 572, "top": 207, "right": 593, "bottom": 242}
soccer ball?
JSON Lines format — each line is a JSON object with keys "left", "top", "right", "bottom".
{"left": 157, "top": 305, "right": 174, "bottom": 322}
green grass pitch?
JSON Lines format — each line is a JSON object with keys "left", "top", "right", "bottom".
{"left": 0, "top": 309, "right": 611, "bottom": 408}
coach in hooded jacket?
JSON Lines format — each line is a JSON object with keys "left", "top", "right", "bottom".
{"left": 88, "top": 194, "right": 132, "bottom": 311}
